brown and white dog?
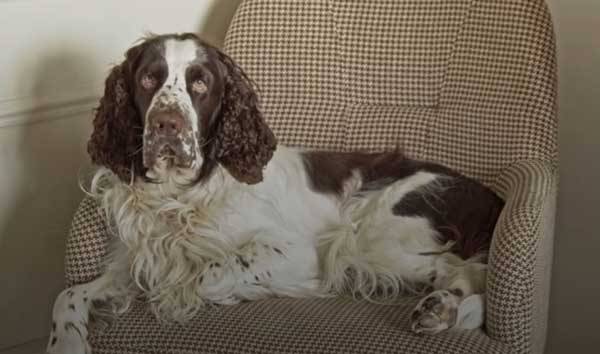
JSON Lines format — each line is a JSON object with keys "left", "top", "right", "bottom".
{"left": 47, "top": 33, "right": 503, "bottom": 354}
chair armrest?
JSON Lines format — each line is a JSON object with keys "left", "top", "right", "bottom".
{"left": 65, "top": 196, "right": 110, "bottom": 286}
{"left": 487, "top": 160, "right": 558, "bottom": 354}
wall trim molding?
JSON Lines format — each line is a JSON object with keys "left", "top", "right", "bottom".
{"left": 0, "top": 89, "right": 101, "bottom": 128}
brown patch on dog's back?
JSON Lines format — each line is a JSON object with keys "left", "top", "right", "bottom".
{"left": 302, "top": 150, "right": 504, "bottom": 260}
{"left": 302, "top": 151, "right": 466, "bottom": 193}
{"left": 302, "top": 151, "right": 413, "bottom": 195}
{"left": 392, "top": 171, "right": 504, "bottom": 259}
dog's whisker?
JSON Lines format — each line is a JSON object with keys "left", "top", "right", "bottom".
{"left": 129, "top": 145, "right": 144, "bottom": 156}
{"left": 198, "top": 137, "right": 214, "bottom": 148}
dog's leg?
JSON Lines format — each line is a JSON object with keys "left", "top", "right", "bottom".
{"left": 47, "top": 251, "right": 134, "bottom": 354}
{"left": 47, "top": 275, "right": 105, "bottom": 354}
{"left": 410, "top": 256, "right": 486, "bottom": 334}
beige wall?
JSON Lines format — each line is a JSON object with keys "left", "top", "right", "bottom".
{"left": 0, "top": 1, "right": 218, "bottom": 353}
{"left": 546, "top": 0, "right": 600, "bottom": 353}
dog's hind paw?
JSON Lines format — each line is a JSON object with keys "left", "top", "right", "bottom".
{"left": 410, "top": 290, "right": 460, "bottom": 335}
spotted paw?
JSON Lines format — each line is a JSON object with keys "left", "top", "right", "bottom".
{"left": 47, "top": 287, "right": 91, "bottom": 354}
{"left": 46, "top": 322, "right": 91, "bottom": 354}
{"left": 410, "top": 290, "right": 460, "bottom": 335}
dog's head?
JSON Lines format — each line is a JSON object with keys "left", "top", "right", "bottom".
{"left": 88, "top": 33, "right": 276, "bottom": 184}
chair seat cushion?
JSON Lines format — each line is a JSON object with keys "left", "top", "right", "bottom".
{"left": 90, "top": 296, "right": 510, "bottom": 354}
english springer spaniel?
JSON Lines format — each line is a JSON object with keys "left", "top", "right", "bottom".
{"left": 47, "top": 33, "right": 503, "bottom": 354}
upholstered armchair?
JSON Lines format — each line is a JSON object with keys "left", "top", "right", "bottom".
{"left": 65, "top": 1, "right": 558, "bottom": 353}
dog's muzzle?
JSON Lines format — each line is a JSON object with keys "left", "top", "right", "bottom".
{"left": 143, "top": 109, "right": 197, "bottom": 170}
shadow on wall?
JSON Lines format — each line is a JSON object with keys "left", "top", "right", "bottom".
{"left": 0, "top": 44, "right": 98, "bottom": 349}
{"left": 198, "top": 0, "right": 243, "bottom": 48}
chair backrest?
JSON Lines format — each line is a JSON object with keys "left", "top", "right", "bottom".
{"left": 224, "top": 0, "right": 557, "bottom": 186}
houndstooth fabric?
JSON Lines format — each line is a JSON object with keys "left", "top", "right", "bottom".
{"left": 428, "top": 0, "right": 558, "bottom": 185}
{"left": 488, "top": 160, "right": 558, "bottom": 354}
{"left": 88, "top": 297, "right": 510, "bottom": 354}
{"left": 64, "top": 0, "right": 557, "bottom": 353}
{"left": 224, "top": 0, "right": 558, "bottom": 186}
{"left": 65, "top": 197, "right": 109, "bottom": 287}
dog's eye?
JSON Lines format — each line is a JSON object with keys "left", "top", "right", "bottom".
{"left": 141, "top": 74, "right": 157, "bottom": 90}
{"left": 192, "top": 79, "right": 207, "bottom": 94}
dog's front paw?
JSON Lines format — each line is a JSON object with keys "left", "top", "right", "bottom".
{"left": 46, "top": 321, "right": 91, "bottom": 354}
{"left": 410, "top": 290, "right": 459, "bottom": 335}
{"left": 46, "top": 288, "right": 91, "bottom": 354}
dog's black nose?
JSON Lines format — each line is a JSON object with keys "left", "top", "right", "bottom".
{"left": 153, "top": 113, "right": 184, "bottom": 137}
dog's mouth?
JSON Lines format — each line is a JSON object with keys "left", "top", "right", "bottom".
{"left": 143, "top": 138, "right": 196, "bottom": 172}
{"left": 157, "top": 144, "right": 181, "bottom": 167}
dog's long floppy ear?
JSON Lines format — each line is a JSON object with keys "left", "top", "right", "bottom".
{"left": 212, "top": 50, "right": 277, "bottom": 185}
{"left": 88, "top": 44, "right": 146, "bottom": 182}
